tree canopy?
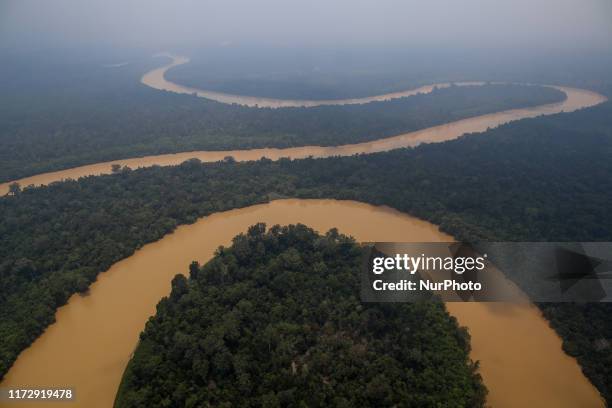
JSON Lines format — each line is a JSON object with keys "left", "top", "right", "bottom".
{"left": 1, "top": 101, "right": 611, "bottom": 403}
{"left": 0, "top": 54, "right": 563, "bottom": 183}
{"left": 114, "top": 224, "right": 485, "bottom": 407}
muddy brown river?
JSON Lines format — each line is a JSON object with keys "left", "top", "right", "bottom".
{"left": 0, "top": 59, "right": 608, "bottom": 407}
{"left": 0, "top": 58, "right": 606, "bottom": 196}
{"left": 141, "top": 54, "right": 488, "bottom": 108}
{"left": 0, "top": 200, "right": 604, "bottom": 407}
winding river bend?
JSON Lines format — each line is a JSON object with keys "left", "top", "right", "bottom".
{"left": 0, "top": 56, "right": 606, "bottom": 196}
{"left": 0, "top": 57, "right": 608, "bottom": 407}
{"left": 1, "top": 200, "right": 604, "bottom": 408}
{"left": 141, "top": 54, "right": 488, "bottom": 108}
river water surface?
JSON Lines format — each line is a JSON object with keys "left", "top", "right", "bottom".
{"left": 0, "top": 58, "right": 608, "bottom": 407}
{"left": 141, "top": 54, "right": 487, "bottom": 108}
{"left": 1, "top": 200, "right": 604, "bottom": 407}
{"left": 0, "top": 58, "right": 606, "bottom": 196}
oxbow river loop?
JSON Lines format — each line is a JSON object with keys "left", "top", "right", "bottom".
{"left": 0, "top": 55, "right": 606, "bottom": 195}
{"left": 1, "top": 200, "right": 604, "bottom": 408}
{"left": 0, "top": 56, "right": 608, "bottom": 408}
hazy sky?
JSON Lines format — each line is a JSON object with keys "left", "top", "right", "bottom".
{"left": 1, "top": 0, "right": 611, "bottom": 51}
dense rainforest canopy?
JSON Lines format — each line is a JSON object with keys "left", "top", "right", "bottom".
{"left": 0, "top": 51, "right": 564, "bottom": 183}
{"left": 114, "top": 224, "right": 486, "bottom": 407}
{"left": 1, "top": 101, "right": 612, "bottom": 402}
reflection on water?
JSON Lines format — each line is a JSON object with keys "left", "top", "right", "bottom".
{"left": 0, "top": 200, "right": 603, "bottom": 408}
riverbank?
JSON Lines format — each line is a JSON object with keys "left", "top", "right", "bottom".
{"left": 0, "top": 200, "right": 603, "bottom": 408}
{"left": 0, "top": 56, "right": 608, "bottom": 407}
{"left": 1, "top": 77, "right": 605, "bottom": 196}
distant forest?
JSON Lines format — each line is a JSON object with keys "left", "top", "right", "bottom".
{"left": 165, "top": 51, "right": 437, "bottom": 100}
{"left": 166, "top": 47, "right": 612, "bottom": 100}
{"left": 1, "top": 100, "right": 611, "bottom": 402}
{"left": 0, "top": 51, "right": 564, "bottom": 183}
{"left": 114, "top": 225, "right": 486, "bottom": 407}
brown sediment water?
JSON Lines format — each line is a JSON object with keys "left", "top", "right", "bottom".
{"left": 0, "top": 200, "right": 604, "bottom": 408}
{"left": 0, "top": 56, "right": 607, "bottom": 407}
{"left": 0, "top": 56, "right": 606, "bottom": 196}
{"left": 141, "top": 54, "right": 486, "bottom": 108}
